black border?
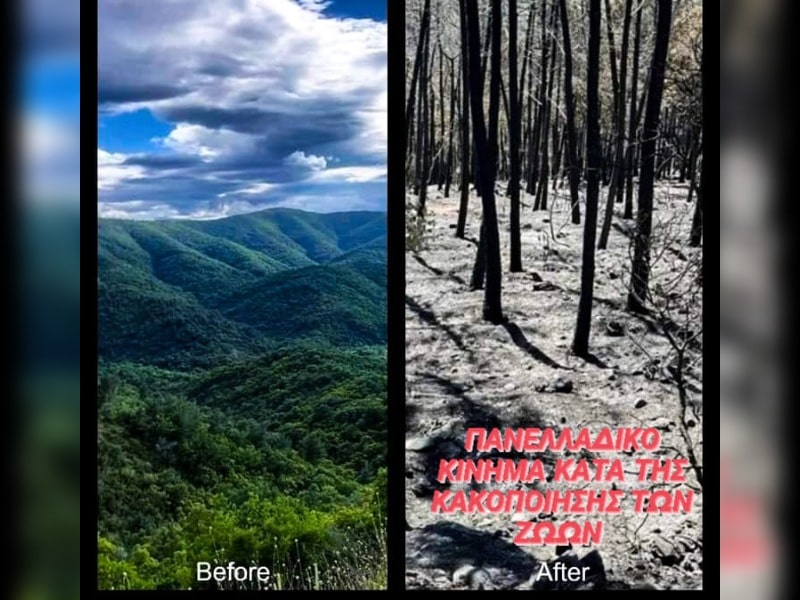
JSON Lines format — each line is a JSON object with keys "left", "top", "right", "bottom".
{"left": 700, "top": 0, "right": 716, "bottom": 593}
{"left": 84, "top": 0, "right": 100, "bottom": 593}
{"left": 386, "top": 0, "right": 407, "bottom": 593}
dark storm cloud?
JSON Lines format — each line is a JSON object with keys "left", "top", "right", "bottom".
{"left": 122, "top": 155, "right": 203, "bottom": 169}
{"left": 98, "top": 83, "right": 189, "bottom": 105}
{"left": 153, "top": 105, "right": 362, "bottom": 159}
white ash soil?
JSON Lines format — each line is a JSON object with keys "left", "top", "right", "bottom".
{"left": 405, "top": 182, "right": 703, "bottom": 590}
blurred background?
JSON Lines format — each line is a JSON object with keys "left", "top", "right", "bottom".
{"left": 16, "top": 0, "right": 80, "bottom": 598}
{"left": 721, "top": 0, "right": 786, "bottom": 599}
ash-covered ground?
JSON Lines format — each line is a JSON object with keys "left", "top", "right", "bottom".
{"left": 405, "top": 183, "right": 703, "bottom": 590}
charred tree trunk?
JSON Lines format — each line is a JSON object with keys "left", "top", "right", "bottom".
{"left": 551, "top": 57, "right": 563, "bottom": 190}
{"left": 436, "top": 43, "right": 446, "bottom": 189}
{"left": 417, "top": 23, "right": 431, "bottom": 216}
{"left": 456, "top": 0, "right": 471, "bottom": 237}
{"left": 573, "top": 0, "right": 602, "bottom": 357}
{"left": 685, "top": 133, "right": 700, "bottom": 204}
{"left": 509, "top": 0, "right": 523, "bottom": 272}
{"left": 471, "top": 220, "right": 487, "bottom": 288}
{"left": 428, "top": 59, "right": 436, "bottom": 186}
{"left": 524, "top": 36, "right": 536, "bottom": 195}
{"left": 466, "top": 0, "right": 504, "bottom": 323}
{"left": 628, "top": 0, "right": 673, "bottom": 314}
{"left": 558, "top": 0, "right": 581, "bottom": 224}
{"left": 577, "top": 120, "right": 586, "bottom": 181}
{"left": 614, "top": 0, "right": 633, "bottom": 205}
{"left": 445, "top": 56, "right": 457, "bottom": 198}
{"left": 690, "top": 150, "right": 703, "bottom": 246}
{"left": 532, "top": 0, "right": 549, "bottom": 209}
{"left": 472, "top": 9, "right": 494, "bottom": 196}
{"left": 519, "top": 4, "right": 535, "bottom": 193}
{"left": 598, "top": 0, "right": 633, "bottom": 249}
{"left": 406, "top": 0, "right": 432, "bottom": 143}
{"left": 624, "top": 4, "right": 642, "bottom": 219}
{"left": 535, "top": 5, "right": 558, "bottom": 212}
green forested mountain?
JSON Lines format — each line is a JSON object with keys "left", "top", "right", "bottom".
{"left": 98, "top": 209, "right": 386, "bottom": 368}
{"left": 98, "top": 209, "right": 387, "bottom": 590}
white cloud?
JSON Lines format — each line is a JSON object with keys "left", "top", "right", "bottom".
{"left": 99, "top": 200, "right": 180, "bottom": 219}
{"left": 98, "top": 148, "right": 146, "bottom": 190}
{"left": 100, "top": 199, "right": 273, "bottom": 220}
{"left": 284, "top": 150, "right": 327, "bottom": 171}
{"left": 309, "top": 165, "right": 386, "bottom": 183}
{"left": 270, "top": 194, "right": 378, "bottom": 213}
{"left": 217, "top": 182, "right": 279, "bottom": 198}
{"left": 154, "top": 123, "right": 255, "bottom": 160}
{"left": 351, "top": 89, "right": 387, "bottom": 158}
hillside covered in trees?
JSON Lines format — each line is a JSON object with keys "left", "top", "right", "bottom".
{"left": 98, "top": 209, "right": 387, "bottom": 590}
{"left": 405, "top": 0, "right": 702, "bottom": 590}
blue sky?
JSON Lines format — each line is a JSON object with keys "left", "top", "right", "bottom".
{"left": 22, "top": 0, "right": 81, "bottom": 203}
{"left": 98, "top": 0, "right": 386, "bottom": 219}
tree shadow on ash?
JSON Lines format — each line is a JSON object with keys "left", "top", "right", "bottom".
{"left": 406, "top": 521, "right": 537, "bottom": 586}
{"left": 561, "top": 285, "right": 624, "bottom": 311}
{"left": 578, "top": 351, "right": 610, "bottom": 369}
{"left": 408, "top": 372, "right": 504, "bottom": 498}
{"left": 406, "top": 295, "right": 474, "bottom": 360}
{"left": 406, "top": 522, "right": 609, "bottom": 590}
{"left": 406, "top": 401, "right": 419, "bottom": 431}
{"left": 412, "top": 254, "right": 468, "bottom": 287}
{"left": 501, "top": 319, "right": 610, "bottom": 370}
{"left": 409, "top": 373, "right": 557, "bottom": 497}
{"left": 501, "top": 321, "right": 567, "bottom": 369}
{"left": 419, "top": 372, "right": 501, "bottom": 430}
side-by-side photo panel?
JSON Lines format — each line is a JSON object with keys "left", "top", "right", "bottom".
{"left": 97, "top": 1, "right": 387, "bottom": 590}
{"left": 405, "top": 0, "right": 703, "bottom": 590}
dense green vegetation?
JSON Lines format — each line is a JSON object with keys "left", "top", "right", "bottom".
{"left": 98, "top": 209, "right": 386, "bottom": 368}
{"left": 98, "top": 209, "right": 387, "bottom": 590}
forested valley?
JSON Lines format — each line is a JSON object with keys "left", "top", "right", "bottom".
{"left": 98, "top": 209, "right": 388, "bottom": 590}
